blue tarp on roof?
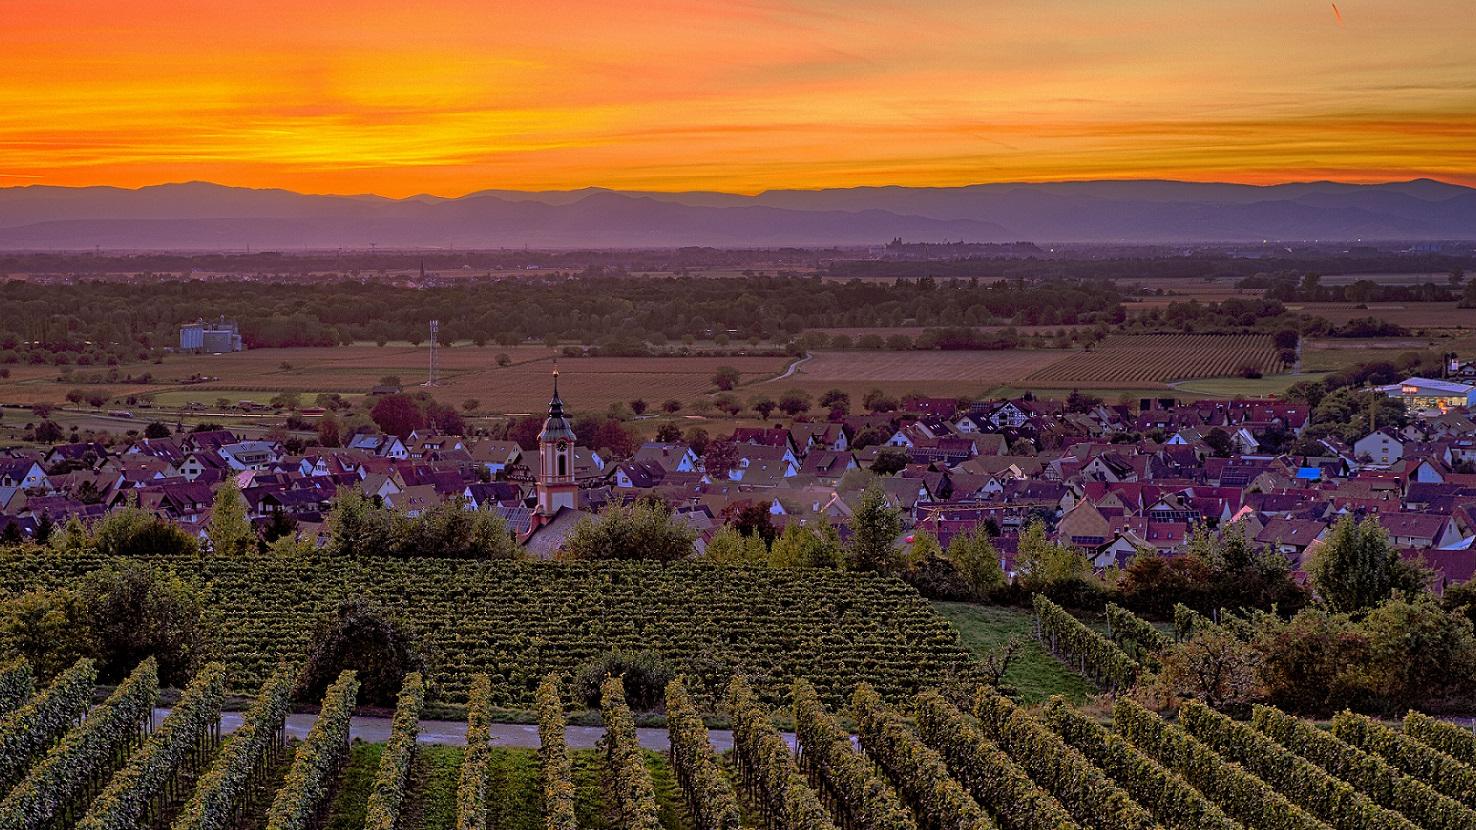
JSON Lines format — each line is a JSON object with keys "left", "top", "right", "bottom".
{"left": 1296, "top": 466, "right": 1323, "bottom": 480}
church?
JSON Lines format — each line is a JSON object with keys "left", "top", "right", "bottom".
{"left": 522, "top": 365, "right": 594, "bottom": 557}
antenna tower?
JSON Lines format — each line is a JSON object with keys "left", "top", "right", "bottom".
{"left": 425, "top": 320, "right": 440, "bottom": 386}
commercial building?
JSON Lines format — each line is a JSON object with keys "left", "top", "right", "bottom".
{"left": 179, "top": 318, "right": 243, "bottom": 353}
{"left": 1380, "top": 376, "right": 1476, "bottom": 411}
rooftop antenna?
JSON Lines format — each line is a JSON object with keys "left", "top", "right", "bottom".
{"left": 425, "top": 320, "right": 440, "bottom": 387}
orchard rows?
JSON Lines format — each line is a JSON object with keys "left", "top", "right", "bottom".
{"left": 7, "top": 653, "right": 1476, "bottom": 830}
{"left": 0, "top": 550, "right": 980, "bottom": 708}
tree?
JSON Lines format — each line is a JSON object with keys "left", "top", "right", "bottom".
{"left": 558, "top": 500, "right": 697, "bottom": 562}
{"left": 297, "top": 600, "right": 424, "bottom": 707}
{"left": 662, "top": 399, "right": 682, "bottom": 414}
{"left": 713, "top": 394, "right": 743, "bottom": 416}
{"left": 683, "top": 427, "right": 710, "bottom": 456}
{"left": 392, "top": 499, "right": 520, "bottom": 560}
{"left": 711, "top": 365, "right": 741, "bottom": 391}
{"left": 325, "top": 490, "right": 396, "bottom": 558}
{"left": 65, "top": 388, "right": 84, "bottom": 405}
{"left": 33, "top": 419, "right": 63, "bottom": 443}
{"left": 79, "top": 562, "right": 218, "bottom": 687}
{"left": 207, "top": 478, "right": 256, "bottom": 556}
{"left": 870, "top": 446, "right": 909, "bottom": 476}
{"left": 768, "top": 522, "right": 844, "bottom": 569}
{"left": 0, "top": 588, "right": 91, "bottom": 680}
{"left": 1014, "top": 520, "right": 1097, "bottom": 603}
{"left": 629, "top": 399, "right": 648, "bottom": 415}
{"left": 654, "top": 423, "right": 682, "bottom": 443}
{"left": 316, "top": 412, "right": 343, "bottom": 447}
{"left": 1154, "top": 628, "right": 1263, "bottom": 713}
{"left": 90, "top": 508, "right": 201, "bottom": 558}
{"left": 846, "top": 484, "right": 902, "bottom": 573}
{"left": 1065, "top": 389, "right": 1101, "bottom": 414}
{"left": 1359, "top": 594, "right": 1476, "bottom": 708}
{"left": 1307, "top": 515, "right": 1430, "bottom": 613}
{"left": 778, "top": 391, "right": 811, "bottom": 417}
{"left": 704, "top": 525, "right": 768, "bottom": 565}
{"left": 720, "top": 500, "right": 777, "bottom": 545}
{"left": 370, "top": 393, "right": 425, "bottom": 438}
{"left": 143, "top": 421, "right": 171, "bottom": 439}
{"left": 269, "top": 391, "right": 301, "bottom": 411}
{"left": 1204, "top": 427, "right": 1233, "bottom": 457}
{"left": 819, "top": 389, "right": 850, "bottom": 415}
{"left": 495, "top": 353, "right": 512, "bottom": 367}
{"left": 946, "top": 528, "right": 1005, "bottom": 600}
{"left": 862, "top": 389, "right": 898, "bottom": 413}
{"left": 702, "top": 439, "right": 739, "bottom": 479}
{"left": 462, "top": 398, "right": 480, "bottom": 413}
{"left": 750, "top": 397, "right": 776, "bottom": 419}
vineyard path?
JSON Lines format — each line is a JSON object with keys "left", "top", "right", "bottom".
{"left": 151, "top": 707, "right": 807, "bottom": 751}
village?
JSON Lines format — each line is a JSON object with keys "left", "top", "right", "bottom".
{"left": 3, "top": 367, "right": 1474, "bottom": 591}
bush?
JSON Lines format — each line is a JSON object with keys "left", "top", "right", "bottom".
{"left": 79, "top": 562, "right": 217, "bottom": 687}
{"left": 296, "top": 601, "right": 425, "bottom": 707}
{"left": 573, "top": 650, "right": 674, "bottom": 712}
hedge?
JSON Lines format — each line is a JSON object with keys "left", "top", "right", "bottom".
{"left": 363, "top": 673, "right": 424, "bottom": 830}
{"left": 1041, "top": 697, "right": 1237, "bottom": 830}
{"left": 171, "top": 667, "right": 294, "bottom": 830}
{"left": 973, "top": 688, "right": 1155, "bottom": 830}
{"left": 1333, "top": 711, "right": 1476, "bottom": 810}
{"left": 1111, "top": 698, "right": 1328, "bottom": 830}
{"left": 78, "top": 662, "right": 226, "bottom": 830}
{"left": 262, "top": 670, "right": 359, "bottom": 830}
{"left": 1179, "top": 700, "right": 1417, "bottom": 830}
{"left": 850, "top": 683, "right": 994, "bottom": 830}
{"left": 666, "top": 677, "right": 740, "bottom": 830}
{"left": 0, "top": 658, "right": 157, "bottom": 830}
{"left": 913, "top": 690, "right": 1079, "bottom": 830}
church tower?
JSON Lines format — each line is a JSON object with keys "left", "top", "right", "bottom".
{"left": 535, "top": 364, "right": 578, "bottom": 515}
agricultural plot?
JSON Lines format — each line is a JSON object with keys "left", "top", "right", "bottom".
{"left": 0, "top": 551, "right": 981, "bottom": 709}
{"left": 0, "top": 344, "right": 791, "bottom": 413}
{"left": 7, "top": 650, "right": 1473, "bottom": 830}
{"left": 1288, "top": 301, "right": 1476, "bottom": 330}
{"left": 1025, "top": 334, "right": 1287, "bottom": 387}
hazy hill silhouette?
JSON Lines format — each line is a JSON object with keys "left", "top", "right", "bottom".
{"left": 0, "top": 179, "right": 1471, "bottom": 249}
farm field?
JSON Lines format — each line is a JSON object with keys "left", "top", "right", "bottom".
{"left": 764, "top": 347, "right": 1072, "bottom": 403}
{"left": 0, "top": 551, "right": 981, "bottom": 708}
{"left": 0, "top": 344, "right": 792, "bottom": 413}
{"left": 1288, "top": 301, "right": 1476, "bottom": 330}
{"left": 8, "top": 647, "right": 1473, "bottom": 830}
{"left": 1025, "top": 333, "right": 1286, "bottom": 386}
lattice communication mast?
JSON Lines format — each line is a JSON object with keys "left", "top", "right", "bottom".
{"left": 425, "top": 320, "right": 440, "bottom": 386}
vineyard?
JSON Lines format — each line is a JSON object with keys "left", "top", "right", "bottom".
{"left": 6, "top": 654, "right": 1476, "bottom": 830}
{"left": 0, "top": 551, "right": 980, "bottom": 708}
{"left": 1025, "top": 334, "right": 1288, "bottom": 387}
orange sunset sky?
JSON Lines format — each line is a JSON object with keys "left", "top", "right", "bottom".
{"left": 1, "top": 0, "right": 1473, "bottom": 196}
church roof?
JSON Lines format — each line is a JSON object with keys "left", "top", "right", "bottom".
{"left": 539, "top": 366, "right": 577, "bottom": 443}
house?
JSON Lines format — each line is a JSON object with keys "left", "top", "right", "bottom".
{"left": 1376, "top": 512, "right": 1462, "bottom": 549}
{"left": 0, "top": 459, "right": 50, "bottom": 492}
{"left": 1255, "top": 518, "right": 1327, "bottom": 561}
{"left": 631, "top": 442, "right": 698, "bottom": 473}
{"left": 1354, "top": 428, "right": 1406, "bottom": 465}
{"left": 218, "top": 440, "right": 281, "bottom": 471}
{"left": 797, "top": 450, "right": 857, "bottom": 484}
{"left": 348, "top": 434, "right": 410, "bottom": 459}
{"left": 469, "top": 440, "right": 524, "bottom": 474}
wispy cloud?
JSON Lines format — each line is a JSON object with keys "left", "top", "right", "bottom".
{"left": 0, "top": 0, "right": 1471, "bottom": 194}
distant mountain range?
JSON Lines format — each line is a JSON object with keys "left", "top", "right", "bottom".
{"left": 0, "top": 178, "right": 1473, "bottom": 249}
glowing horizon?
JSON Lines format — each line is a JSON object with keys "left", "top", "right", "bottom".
{"left": 2, "top": 1, "right": 1473, "bottom": 197}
